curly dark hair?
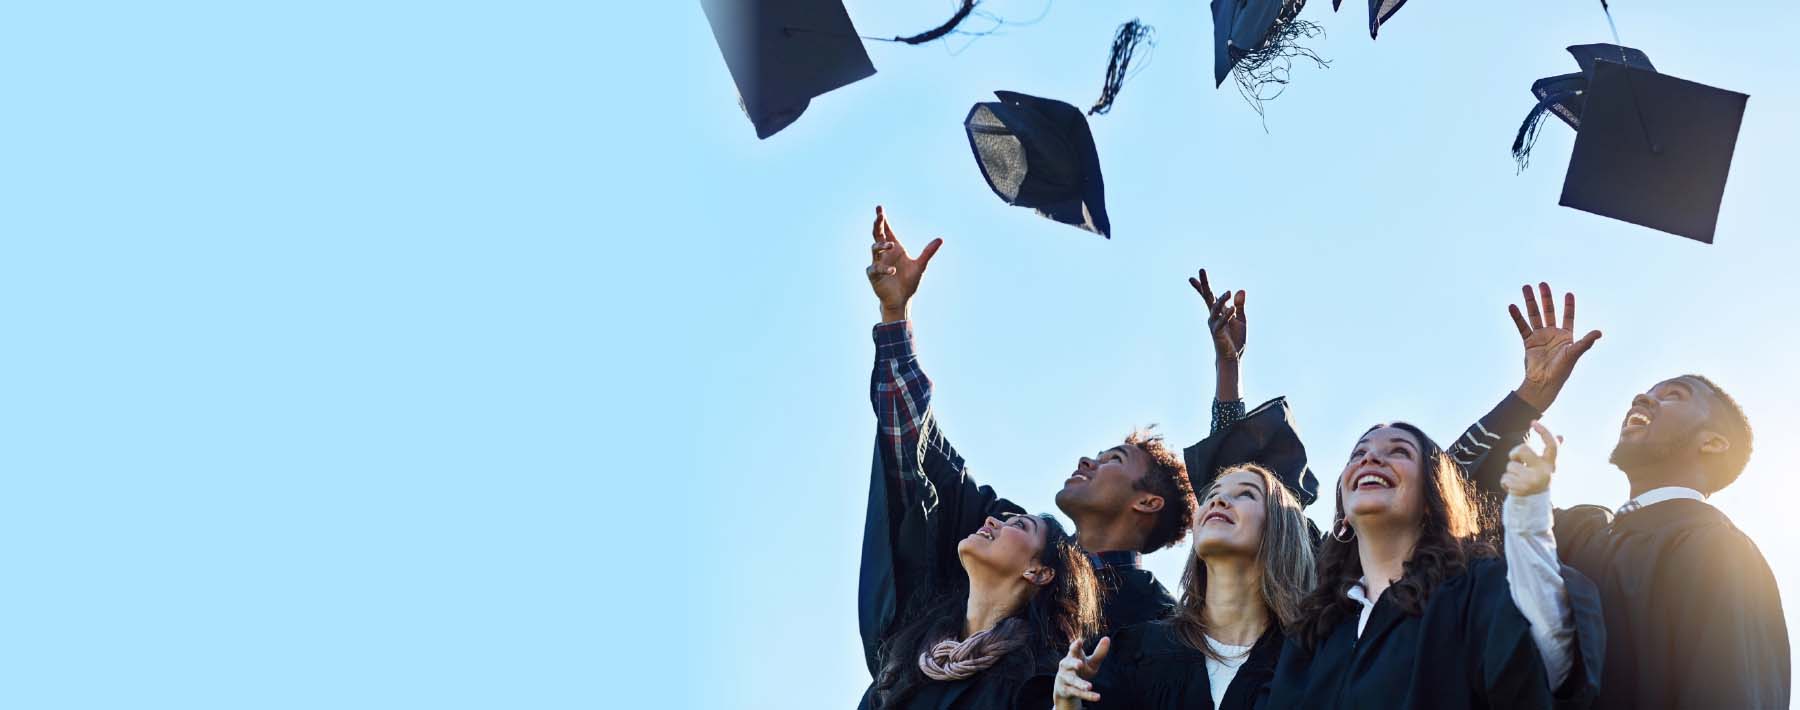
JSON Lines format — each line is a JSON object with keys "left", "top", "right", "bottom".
{"left": 868, "top": 513, "right": 1101, "bottom": 709}
{"left": 1128, "top": 428, "right": 1197, "bottom": 554}
{"left": 1682, "top": 374, "right": 1755, "bottom": 494}
{"left": 1295, "top": 422, "right": 1496, "bottom": 650}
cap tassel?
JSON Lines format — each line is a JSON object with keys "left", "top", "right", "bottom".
{"left": 894, "top": 0, "right": 977, "bottom": 45}
{"left": 1512, "top": 90, "right": 1579, "bottom": 172}
{"left": 1089, "top": 19, "right": 1155, "bottom": 116}
{"left": 1231, "top": 3, "right": 1327, "bottom": 119}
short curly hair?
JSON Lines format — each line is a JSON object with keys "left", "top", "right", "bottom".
{"left": 1683, "top": 374, "right": 1755, "bottom": 494}
{"left": 1126, "top": 427, "right": 1197, "bottom": 553}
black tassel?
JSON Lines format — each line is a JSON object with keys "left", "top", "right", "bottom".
{"left": 1089, "top": 20, "right": 1155, "bottom": 116}
{"left": 895, "top": 0, "right": 977, "bottom": 45}
{"left": 1512, "top": 90, "right": 1579, "bottom": 172}
{"left": 1231, "top": 0, "right": 1328, "bottom": 120}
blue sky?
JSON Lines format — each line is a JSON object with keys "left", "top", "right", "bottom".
{"left": 4, "top": 1, "right": 1798, "bottom": 708}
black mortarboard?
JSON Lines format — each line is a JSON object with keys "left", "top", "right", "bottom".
{"left": 1559, "top": 60, "right": 1749, "bottom": 243}
{"left": 1512, "top": 44, "right": 1654, "bottom": 167}
{"left": 701, "top": 0, "right": 877, "bottom": 139}
{"left": 1332, "top": 0, "right": 1406, "bottom": 39}
{"left": 1182, "top": 397, "right": 1318, "bottom": 507}
{"left": 964, "top": 91, "right": 1112, "bottom": 238}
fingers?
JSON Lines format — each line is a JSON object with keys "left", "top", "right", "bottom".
{"left": 1087, "top": 636, "right": 1112, "bottom": 668}
{"left": 1209, "top": 290, "right": 1233, "bottom": 325}
{"left": 871, "top": 241, "right": 893, "bottom": 264}
{"left": 865, "top": 263, "right": 895, "bottom": 283}
{"left": 1509, "top": 304, "right": 1531, "bottom": 340}
{"left": 1539, "top": 283, "right": 1557, "bottom": 330}
{"left": 1522, "top": 285, "right": 1545, "bottom": 330}
{"left": 872, "top": 205, "right": 883, "bottom": 243}
{"left": 1531, "top": 421, "right": 1560, "bottom": 467}
{"left": 1196, "top": 269, "right": 1217, "bottom": 306}
{"left": 1510, "top": 441, "right": 1548, "bottom": 470}
{"left": 881, "top": 207, "right": 899, "bottom": 246}
{"left": 916, "top": 238, "right": 943, "bottom": 271}
{"left": 1572, "top": 330, "right": 1602, "bottom": 357}
{"left": 1233, "top": 290, "right": 1246, "bottom": 322}
{"left": 1562, "top": 291, "right": 1576, "bottom": 331}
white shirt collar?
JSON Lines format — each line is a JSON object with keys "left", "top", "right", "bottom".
{"left": 1624, "top": 486, "right": 1707, "bottom": 511}
{"left": 1346, "top": 576, "right": 1377, "bottom": 636}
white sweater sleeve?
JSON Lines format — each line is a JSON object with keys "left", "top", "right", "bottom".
{"left": 1503, "top": 490, "right": 1574, "bottom": 688}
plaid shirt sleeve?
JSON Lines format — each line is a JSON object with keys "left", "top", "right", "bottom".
{"left": 871, "top": 320, "right": 932, "bottom": 481}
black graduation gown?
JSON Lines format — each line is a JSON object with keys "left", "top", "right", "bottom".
{"left": 1456, "top": 395, "right": 1791, "bottom": 709}
{"left": 856, "top": 422, "right": 1058, "bottom": 710}
{"left": 1264, "top": 558, "right": 1605, "bottom": 710}
{"left": 1088, "top": 621, "right": 1283, "bottom": 710}
{"left": 1096, "top": 565, "right": 1176, "bottom": 632}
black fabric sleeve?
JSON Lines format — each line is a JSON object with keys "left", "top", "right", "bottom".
{"left": 1447, "top": 392, "right": 1542, "bottom": 499}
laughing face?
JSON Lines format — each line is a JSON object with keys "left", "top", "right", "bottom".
{"left": 1609, "top": 377, "right": 1714, "bottom": 470}
{"left": 1054, "top": 444, "right": 1151, "bottom": 517}
{"left": 1340, "top": 426, "right": 1426, "bottom": 527}
{"left": 957, "top": 513, "right": 1050, "bottom": 578}
{"left": 1192, "top": 468, "right": 1269, "bottom": 558}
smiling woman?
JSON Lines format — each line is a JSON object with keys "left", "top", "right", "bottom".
{"left": 1262, "top": 423, "right": 1606, "bottom": 710}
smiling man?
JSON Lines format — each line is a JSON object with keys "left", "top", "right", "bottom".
{"left": 1449, "top": 284, "right": 1789, "bottom": 710}
{"left": 858, "top": 207, "right": 1196, "bottom": 640}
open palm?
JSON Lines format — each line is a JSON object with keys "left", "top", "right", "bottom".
{"left": 1509, "top": 283, "right": 1602, "bottom": 411}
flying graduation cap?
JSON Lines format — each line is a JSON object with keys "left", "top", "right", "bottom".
{"left": 1513, "top": 44, "right": 1749, "bottom": 243}
{"left": 700, "top": 0, "right": 876, "bottom": 139}
{"left": 1214, "top": 0, "right": 1324, "bottom": 101}
{"left": 964, "top": 91, "right": 1112, "bottom": 238}
{"left": 1512, "top": 44, "right": 1654, "bottom": 166}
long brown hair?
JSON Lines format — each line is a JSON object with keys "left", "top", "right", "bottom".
{"left": 869, "top": 514, "right": 1101, "bottom": 709}
{"left": 1172, "top": 463, "right": 1317, "bottom": 658}
{"left": 1295, "top": 422, "right": 1495, "bottom": 650}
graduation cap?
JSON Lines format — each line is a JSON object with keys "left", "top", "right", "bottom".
{"left": 700, "top": 0, "right": 877, "bottom": 139}
{"left": 1214, "top": 0, "right": 1324, "bottom": 102}
{"left": 1512, "top": 44, "right": 1654, "bottom": 166}
{"left": 1182, "top": 397, "right": 1319, "bottom": 507}
{"left": 1333, "top": 0, "right": 1406, "bottom": 39}
{"left": 964, "top": 91, "right": 1113, "bottom": 237}
{"left": 1558, "top": 59, "right": 1749, "bottom": 243}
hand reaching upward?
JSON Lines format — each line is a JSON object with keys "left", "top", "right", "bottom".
{"left": 1508, "top": 282, "right": 1602, "bottom": 412}
{"left": 866, "top": 205, "right": 943, "bottom": 322}
{"left": 1189, "top": 268, "right": 1246, "bottom": 363}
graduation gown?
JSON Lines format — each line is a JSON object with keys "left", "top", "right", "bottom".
{"left": 856, "top": 425, "right": 1058, "bottom": 710}
{"left": 1455, "top": 394, "right": 1791, "bottom": 710}
{"left": 1264, "top": 558, "right": 1605, "bottom": 710}
{"left": 1095, "top": 563, "right": 1177, "bottom": 632}
{"left": 1088, "top": 621, "right": 1283, "bottom": 710}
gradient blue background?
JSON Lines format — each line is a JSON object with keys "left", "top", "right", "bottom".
{"left": 3, "top": 1, "right": 1797, "bottom": 708}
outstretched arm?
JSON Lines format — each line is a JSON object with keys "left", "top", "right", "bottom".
{"left": 1449, "top": 283, "right": 1602, "bottom": 499}
{"left": 860, "top": 207, "right": 1022, "bottom": 663}
{"left": 1188, "top": 268, "right": 1248, "bottom": 433}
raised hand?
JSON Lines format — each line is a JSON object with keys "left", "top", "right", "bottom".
{"left": 1503, "top": 421, "right": 1561, "bottom": 497}
{"left": 1189, "top": 269, "right": 1246, "bottom": 363}
{"left": 866, "top": 205, "right": 943, "bottom": 322}
{"left": 1053, "top": 636, "right": 1111, "bottom": 709}
{"left": 1507, "top": 283, "right": 1602, "bottom": 411}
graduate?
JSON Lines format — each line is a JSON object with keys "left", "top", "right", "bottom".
{"left": 1051, "top": 463, "right": 1318, "bottom": 710}
{"left": 857, "top": 207, "right": 1103, "bottom": 708}
{"left": 1261, "top": 418, "right": 1605, "bottom": 709}
{"left": 1450, "top": 283, "right": 1790, "bottom": 710}
{"left": 857, "top": 205, "right": 1198, "bottom": 642}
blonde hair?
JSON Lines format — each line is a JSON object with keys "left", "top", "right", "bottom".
{"left": 1172, "top": 463, "right": 1317, "bottom": 659}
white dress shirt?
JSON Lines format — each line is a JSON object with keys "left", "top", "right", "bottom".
{"left": 1203, "top": 636, "right": 1253, "bottom": 709}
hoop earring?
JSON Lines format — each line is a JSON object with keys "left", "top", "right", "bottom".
{"left": 1332, "top": 518, "right": 1356, "bottom": 543}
